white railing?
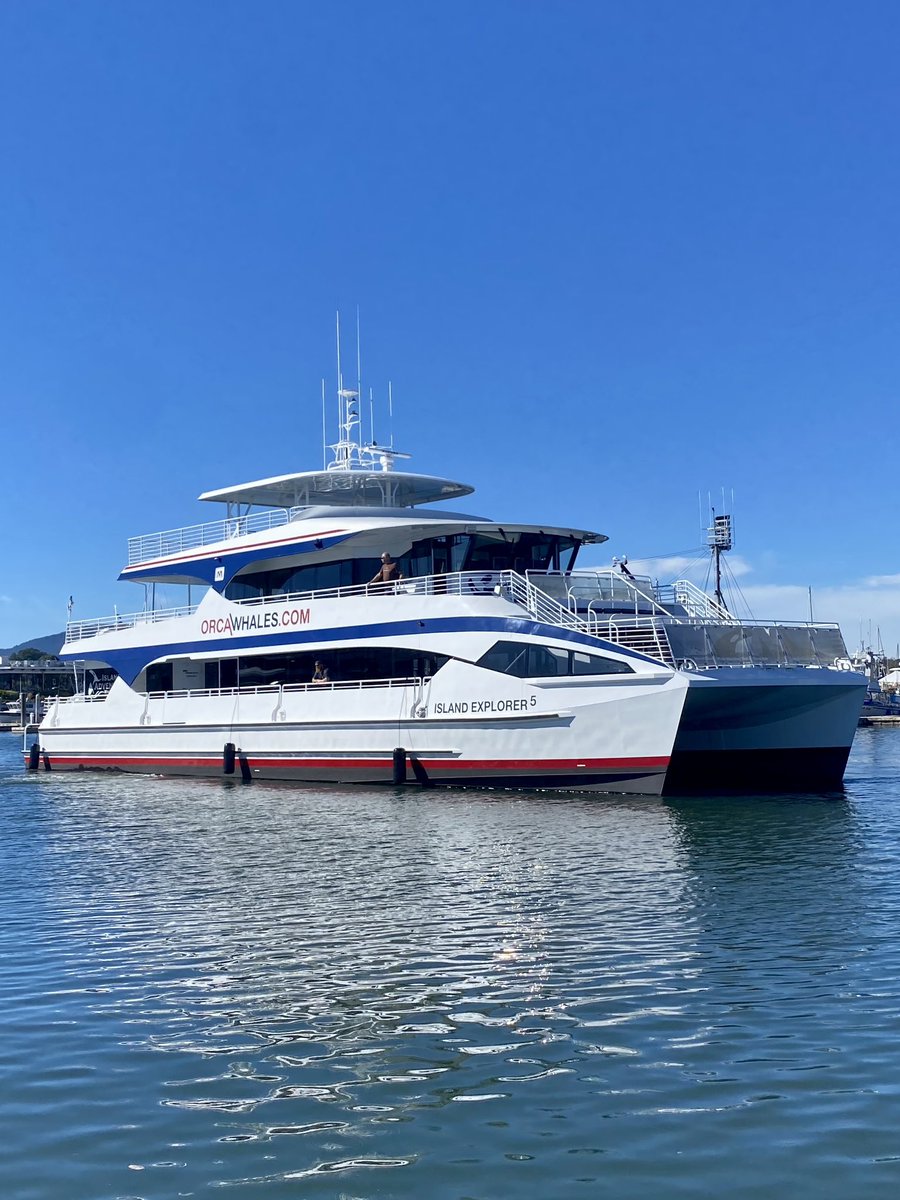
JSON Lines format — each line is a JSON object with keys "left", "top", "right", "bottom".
{"left": 63, "top": 570, "right": 675, "bottom": 666}
{"left": 500, "top": 572, "right": 675, "bottom": 663}
{"left": 655, "top": 579, "right": 735, "bottom": 622}
{"left": 64, "top": 571, "right": 505, "bottom": 643}
{"left": 500, "top": 571, "right": 586, "bottom": 632}
{"left": 54, "top": 675, "right": 426, "bottom": 707}
{"left": 142, "top": 676, "right": 424, "bottom": 700}
{"left": 231, "top": 569, "right": 505, "bottom": 607}
{"left": 582, "top": 616, "right": 675, "bottom": 665}
{"left": 127, "top": 506, "right": 306, "bottom": 566}
{"left": 66, "top": 603, "right": 199, "bottom": 641}
{"left": 563, "top": 570, "right": 666, "bottom": 615}
{"left": 64, "top": 568, "right": 846, "bottom": 671}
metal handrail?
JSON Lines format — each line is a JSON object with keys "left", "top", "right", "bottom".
{"left": 499, "top": 570, "right": 584, "bottom": 631}
{"left": 54, "top": 675, "right": 426, "bottom": 706}
{"left": 655, "top": 579, "right": 735, "bottom": 622}
{"left": 66, "top": 603, "right": 200, "bottom": 641}
{"left": 145, "top": 675, "right": 424, "bottom": 700}
{"left": 127, "top": 506, "right": 306, "bottom": 566}
{"left": 65, "top": 568, "right": 844, "bottom": 675}
{"left": 65, "top": 571, "right": 507, "bottom": 641}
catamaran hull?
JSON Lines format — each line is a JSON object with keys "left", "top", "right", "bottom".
{"left": 663, "top": 668, "right": 866, "bottom": 793}
{"left": 32, "top": 673, "right": 687, "bottom": 795}
{"left": 33, "top": 742, "right": 670, "bottom": 793}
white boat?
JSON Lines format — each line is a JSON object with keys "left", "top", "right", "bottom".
{"left": 30, "top": 366, "right": 866, "bottom": 794}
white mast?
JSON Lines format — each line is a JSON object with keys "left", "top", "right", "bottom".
{"left": 321, "top": 378, "right": 327, "bottom": 470}
{"left": 324, "top": 314, "right": 411, "bottom": 475}
{"left": 356, "top": 305, "right": 362, "bottom": 440}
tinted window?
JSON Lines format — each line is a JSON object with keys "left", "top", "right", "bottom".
{"left": 477, "top": 640, "right": 633, "bottom": 677}
{"left": 146, "top": 662, "right": 174, "bottom": 692}
{"left": 195, "top": 646, "right": 450, "bottom": 688}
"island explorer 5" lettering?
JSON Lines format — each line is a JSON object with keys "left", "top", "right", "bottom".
{"left": 432, "top": 696, "right": 537, "bottom": 716}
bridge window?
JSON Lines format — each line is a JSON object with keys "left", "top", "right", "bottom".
{"left": 477, "top": 640, "right": 633, "bottom": 678}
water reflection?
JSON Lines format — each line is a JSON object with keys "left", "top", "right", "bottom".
{"left": 5, "top": 737, "right": 900, "bottom": 1198}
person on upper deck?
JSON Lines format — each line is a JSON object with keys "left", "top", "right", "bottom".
{"left": 370, "top": 553, "right": 403, "bottom": 586}
{"left": 311, "top": 661, "right": 330, "bottom": 683}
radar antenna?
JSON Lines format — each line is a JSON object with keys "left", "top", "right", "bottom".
{"left": 706, "top": 497, "right": 734, "bottom": 612}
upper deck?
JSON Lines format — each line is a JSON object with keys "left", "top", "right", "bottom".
{"left": 64, "top": 567, "right": 850, "bottom": 674}
{"left": 125, "top": 466, "right": 480, "bottom": 569}
{"left": 127, "top": 505, "right": 303, "bottom": 567}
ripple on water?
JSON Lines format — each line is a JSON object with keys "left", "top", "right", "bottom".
{"left": 2, "top": 736, "right": 900, "bottom": 1196}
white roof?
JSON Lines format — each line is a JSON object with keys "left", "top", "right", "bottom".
{"left": 198, "top": 469, "right": 475, "bottom": 510}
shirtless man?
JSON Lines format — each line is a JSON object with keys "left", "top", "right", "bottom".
{"left": 370, "top": 553, "right": 403, "bottom": 586}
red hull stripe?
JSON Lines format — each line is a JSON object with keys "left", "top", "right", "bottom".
{"left": 40, "top": 755, "right": 669, "bottom": 772}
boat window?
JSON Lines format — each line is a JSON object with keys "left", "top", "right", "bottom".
{"left": 195, "top": 646, "right": 450, "bottom": 688}
{"left": 226, "top": 558, "right": 374, "bottom": 600}
{"left": 477, "top": 640, "right": 634, "bottom": 678}
{"left": 146, "top": 662, "right": 174, "bottom": 692}
{"left": 464, "top": 533, "right": 576, "bottom": 574}
{"left": 204, "top": 659, "right": 238, "bottom": 689}
{"left": 224, "top": 531, "right": 580, "bottom": 599}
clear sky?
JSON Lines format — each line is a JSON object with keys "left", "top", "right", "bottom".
{"left": 1, "top": 0, "right": 898, "bottom": 653}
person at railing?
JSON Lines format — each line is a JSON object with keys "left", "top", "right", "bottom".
{"left": 311, "top": 661, "right": 331, "bottom": 683}
{"left": 370, "top": 552, "right": 404, "bottom": 591}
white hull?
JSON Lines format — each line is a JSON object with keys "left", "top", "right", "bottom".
{"left": 36, "top": 668, "right": 689, "bottom": 794}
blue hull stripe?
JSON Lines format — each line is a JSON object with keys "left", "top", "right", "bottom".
{"left": 63, "top": 615, "right": 666, "bottom": 684}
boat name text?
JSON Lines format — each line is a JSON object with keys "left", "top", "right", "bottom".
{"left": 433, "top": 697, "right": 537, "bottom": 715}
{"left": 200, "top": 608, "right": 311, "bottom": 636}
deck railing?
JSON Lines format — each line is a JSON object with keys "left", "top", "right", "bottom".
{"left": 65, "top": 571, "right": 507, "bottom": 641}
{"left": 65, "top": 568, "right": 847, "bottom": 670}
{"left": 66, "top": 603, "right": 200, "bottom": 641}
{"left": 127, "top": 506, "right": 305, "bottom": 566}
{"left": 55, "top": 676, "right": 425, "bottom": 706}
{"left": 654, "top": 578, "right": 734, "bottom": 622}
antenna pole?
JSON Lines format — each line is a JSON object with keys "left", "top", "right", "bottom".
{"left": 321, "top": 378, "right": 327, "bottom": 469}
{"left": 336, "top": 311, "right": 343, "bottom": 464}
{"left": 707, "top": 503, "right": 732, "bottom": 612}
{"left": 388, "top": 380, "right": 394, "bottom": 449}
{"left": 356, "top": 306, "right": 362, "bottom": 440}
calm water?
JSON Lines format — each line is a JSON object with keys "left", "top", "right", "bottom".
{"left": 2, "top": 731, "right": 900, "bottom": 1199}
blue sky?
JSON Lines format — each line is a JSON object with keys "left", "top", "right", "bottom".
{"left": 1, "top": 0, "right": 898, "bottom": 652}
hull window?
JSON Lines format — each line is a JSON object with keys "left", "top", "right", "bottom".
{"left": 477, "top": 640, "right": 634, "bottom": 678}
{"left": 148, "top": 646, "right": 452, "bottom": 692}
